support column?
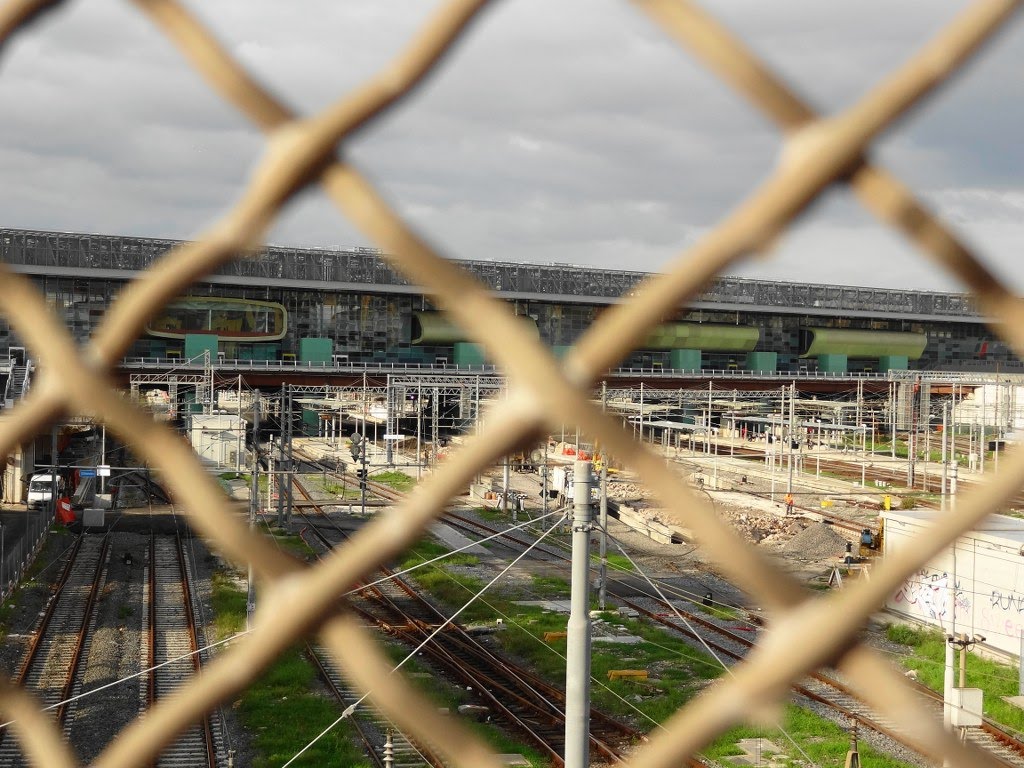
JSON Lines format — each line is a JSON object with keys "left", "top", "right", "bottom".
{"left": 599, "top": 462, "right": 608, "bottom": 611}
{"left": 564, "top": 460, "right": 593, "bottom": 768}
{"left": 247, "top": 390, "right": 260, "bottom": 630}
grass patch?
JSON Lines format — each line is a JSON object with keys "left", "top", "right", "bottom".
{"left": 886, "top": 623, "right": 930, "bottom": 647}
{"left": 241, "top": 647, "right": 373, "bottom": 767}
{"left": 705, "top": 705, "right": 914, "bottom": 768}
{"left": 314, "top": 477, "right": 362, "bottom": 499}
{"left": 373, "top": 470, "right": 415, "bottom": 492}
{"left": 473, "top": 506, "right": 507, "bottom": 523}
{"left": 698, "top": 602, "right": 739, "bottom": 621}
{"left": 530, "top": 575, "right": 568, "bottom": 599}
{"left": 211, "top": 571, "right": 247, "bottom": 642}
{"left": 401, "top": 538, "right": 480, "bottom": 568}
{"left": 259, "top": 524, "right": 316, "bottom": 558}
{"left": 602, "top": 553, "right": 635, "bottom": 573}
{"left": 212, "top": 571, "right": 373, "bottom": 767}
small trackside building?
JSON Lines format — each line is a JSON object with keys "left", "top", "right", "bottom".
{"left": 884, "top": 509, "right": 1024, "bottom": 657}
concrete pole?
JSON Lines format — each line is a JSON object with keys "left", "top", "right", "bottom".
{"left": 941, "top": 402, "right": 948, "bottom": 512}
{"left": 502, "top": 455, "right": 510, "bottom": 516}
{"left": 924, "top": 415, "right": 931, "bottom": 493}
{"left": 1019, "top": 631, "right": 1024, "bottom": 696}
{"left": 787, "top": 382, "right": 795, "bottom": 497}
{"left": 707, "top": 382, "right": 713, "bottom": 456}
{"left": 639, "top": 382, "right": 644, "bottom": 444}
{"left": 980, "top": 384, "right": 987, "bottom": 474}
{"left": 890, "top": 381, "right": 897, "bottom": 461}
{"left": 276, "top": 387, "right": 285, "bottom": 526}
{"left": 599, "top": 462, "right": 608, "bottom": 611}
{"left": 564, "top": 460, "right": 593, "bottom": 768}
{"left": 285, "top": 384, "right": 294, "bottom": 523}
{"left": 416, "top": 382, "right": 422, "bottom": 480}
{"left": 542, "top": 439, "right": 549, "bottom": 518}
{"left": 247, "top": 390, "right": 260, "bottom": 630}
{"left": 237, "top": 375, "right": 243, "bottom": 473}
{"left": 99, "top": 422, "right": 106, "bottom": 495}
{"left": 995, "top": 380, "right": 1001, "bottom": 475}
{"left": 599, "top": 382, "right": 608, "bottom": 611}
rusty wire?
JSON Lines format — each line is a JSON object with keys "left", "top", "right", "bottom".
{"left": 0, "top": 0, "right": 1020, "bottom": 766}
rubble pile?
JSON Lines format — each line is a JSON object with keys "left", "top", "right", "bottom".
{"left": 724, "top": 512, "right": 799, "bottom": 544}
{"left": 606, "top": 481, "right": 654, "bottom": 501}
{"left": 779, "top": 522, "right": 851, "bottom": 560}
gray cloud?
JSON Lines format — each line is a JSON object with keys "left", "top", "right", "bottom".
{"left": 0, "top": 0, "right": 1019, "bottom": 294}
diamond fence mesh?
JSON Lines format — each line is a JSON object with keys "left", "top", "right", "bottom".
{"left": 0, "top": 0, "right": 1022, "bottom": 766}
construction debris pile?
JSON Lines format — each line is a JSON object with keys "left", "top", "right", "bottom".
{"left": 779, "top": 522, "right": 852, "bottom": 560}
{"left": 726, "top": 512, "right": 803, "bottom": 546}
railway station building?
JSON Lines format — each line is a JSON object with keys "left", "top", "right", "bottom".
{"left": 0, "top": 226, "right": 1019, "bottom": 375}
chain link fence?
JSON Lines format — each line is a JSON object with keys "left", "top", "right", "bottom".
{"left": 0, "top": 0, "right": 1021, "bottom": 766}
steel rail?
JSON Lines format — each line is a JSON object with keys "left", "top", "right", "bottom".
{"left": 174, "top": 534, "right": 217, "bottom": 768}
{"left": 146, "top": 534, "right": 218, "bottom": 767}
{"left": 288, "top": 481, "right": 450, "bottom": 767}
{"left": 439, "top": 510, "right": 1024, "bottom": 767}
{"left": 13, "top": 534, "right": 84, "bottom": 686}
{"left": 290, "top": 476, "right": 649, "bottom": 768}
{"left": 0, "top": 534, "right": 108, "bottom": 762}
{"left": 302, "top": 644, "right": 391, "bottom": 768}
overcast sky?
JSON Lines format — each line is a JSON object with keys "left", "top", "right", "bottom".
{"left": 0, "top": 1, "right": 1021, "bottom": 293}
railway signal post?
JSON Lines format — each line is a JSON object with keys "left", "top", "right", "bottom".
{"left": 565, "top": 459, "right": 593, "bottom": 768}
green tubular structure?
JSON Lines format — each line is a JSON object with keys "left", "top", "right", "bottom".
{"left": 799, "top": 329, "right": 927, "bottom": 359}
{"left": 411, "top": 311, "right": 538, "bottom": 345}
{"left": 644, "top": 323, "right": 759, "bottom": 352}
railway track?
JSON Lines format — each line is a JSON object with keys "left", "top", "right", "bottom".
{"left": 290, "top": 475, "right": 649, "bottom": 767}
{"left": 304, "top": 642, "right": 441, "bottom": 768}
{"left": 703, "top": 440, "right": 1024, "bottom": 512}
{"left": 435, "top": 510, "right": 1024, "bottom": 768}
{"left": 297, "top": 457, "right": 1024, "bottom": 767}
{"left": 0, "top": 535, "right": 109, "bottom": 765}
{"left": 145, "top": 535, "right": 221, "bottom": 767}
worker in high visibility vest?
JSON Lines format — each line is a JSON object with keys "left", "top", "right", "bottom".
{"left": 784, "top": 493, "right": 794, "bottom": 516}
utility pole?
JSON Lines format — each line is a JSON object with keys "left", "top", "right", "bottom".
{"left": 236, "top": 375, "right": 243, "bottom": 473}
{"left": 941, "top": 401, "right": 948, "bottom": 512}
{"left": 599, "top": 463, "right": 608, "bottom": 611}
{"left": 786, "top": 382, "right": 796, "bottom": 498}
{"left": 285, "top": 384, "right": 294, "bottom": 523}
{"left": 599, "top": 383, "right": 608, "bottom": 611}
{"left": 541, "top": 439, "right": 548, "bottom": 518}
{"left": 564, "top": 460, "right": 593, "bottom": 768}
{"left": 247, "top": 390, "right": 260, "bottom": 630}
{"left": 502, "top": 454, "right": 510, "bottom": 516}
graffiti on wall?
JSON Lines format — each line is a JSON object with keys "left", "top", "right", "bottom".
{"left": 893, "top": 568, "right": 970, "bottom": 621}
{"left": 991, "top": 589, "right": 1024, "bottom": 614}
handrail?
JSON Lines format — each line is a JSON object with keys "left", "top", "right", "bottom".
{"left": 115, "top": 356, "right": 1024, "bottom": 384}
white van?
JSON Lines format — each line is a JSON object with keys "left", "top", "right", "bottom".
{"left": 27, "top": 473, "right": 65, "bottom": 509}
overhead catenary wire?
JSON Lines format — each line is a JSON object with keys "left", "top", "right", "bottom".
{"left": 602, "top": 526, "right": 823, "bottom": 768}
{"left": 282, "top": 508, "right": 572, "bottom": 767}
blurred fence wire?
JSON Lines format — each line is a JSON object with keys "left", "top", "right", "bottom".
{"left": 0, "top": 0, "right": 1022, "bottom": 766}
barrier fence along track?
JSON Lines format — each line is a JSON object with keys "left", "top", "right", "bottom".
{"left": 0, "top": 2, "right": 1022, "bottom": 767}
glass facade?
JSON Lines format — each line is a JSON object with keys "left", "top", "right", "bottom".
{"left": 0, "top": 227, "right": 1018, "bottom": 373}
